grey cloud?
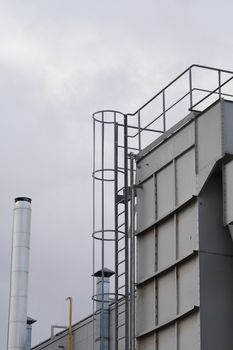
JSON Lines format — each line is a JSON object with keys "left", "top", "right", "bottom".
{"left": 1, "top": 0, "right": 233, "bottom": 347}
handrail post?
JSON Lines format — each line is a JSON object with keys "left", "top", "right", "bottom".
{"left": 189, "top": 68, "right": 193, "bottom": 109}
{"left": 162, "top": 90, "right": 166, "bottom": 132}
{"left": 138, "top": 111, "right": 142, "bottom": 151}
{"left": 66, "top": 297, "right": 73, "bottom": 350}
{"left": 218, "top": 70, "right": 221, "bottom": 99}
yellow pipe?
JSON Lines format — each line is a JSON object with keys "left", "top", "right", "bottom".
{"left": 66, "top": 297, "right": 73, "bottom": 350}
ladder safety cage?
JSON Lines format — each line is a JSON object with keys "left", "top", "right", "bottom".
{"left": 92, "top": 64, "right": 233, "bottom": 350}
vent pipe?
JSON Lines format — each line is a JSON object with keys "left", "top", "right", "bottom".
{"left": 7, "top": 197, "right": 32, "bottom": 350}
{"left": 26, "top": 317, "right": 36, "bottom": 350}
{"left": 94, "top": 268, "right": 114, "bottom": 350}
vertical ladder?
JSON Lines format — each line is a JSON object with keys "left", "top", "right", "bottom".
{"left": 114, "top": 117, "right": 129, "bottom": 350}
{"left": 114, "top": 114, "right": 140, "bottom": 350}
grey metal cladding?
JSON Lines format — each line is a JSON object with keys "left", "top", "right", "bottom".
{"left": 136, "top": 100, "right": 233, "bottom": 350}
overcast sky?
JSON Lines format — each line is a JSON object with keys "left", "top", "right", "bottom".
{"left": 1, "top": 0, "right": 233, "bottom": 347}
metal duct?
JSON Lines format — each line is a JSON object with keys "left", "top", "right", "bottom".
{"left": 7, "top": 197, "right": 32, "bottom": 350}
{"left": 94, "top": 268, "right": 114, "bottom": 350}
{"left": 26, "top": 317, "right": 36, "bottom": 350}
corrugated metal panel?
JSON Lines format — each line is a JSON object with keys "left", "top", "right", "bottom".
{"left": 157, "top": 271, "right": 176, "bottom": 324}
{"left": 223, "top": 100, "right": 233, "bottom": 155}
{"left": 157, "top": 218, "right": 175, "bottom": 271}
{"left": 177, "top": 203, "right": 198, "bottom": 259}
{"left": 137, "top": 333, "right": 155, "bottom": 350}
{"left": 178, "top": 257, "right": 199, "bottom": 314}
{"left": 178, "top": 313, "right": 200, "bottom": 350}
{"left": 137, "top": 122, "right": 195, "bottom": 184}
{"left": 197, "top": 102, "right": 222, "bottom": 172}
{"left": 157, "top": 163, "right": 175, "bottom": 218}
{"left": 135, "top": 101, "right": 233, "bottom": 350}
{"left": 137, "top": 176, "right": 155, "bottom": 232}
{"left": 158, "top": 324, "right": 176, "bottom": 350}
{"left": 176, "top": 148, "right": 195, "bottom": 205}
{"left": 224, "top": 159, "right": 233, "bottom": 225}
{"left": 137, "top": 281, "right": 155, "bottom": 334}
{"left": 137, "top": 228, "right": 155, "bottom": 281}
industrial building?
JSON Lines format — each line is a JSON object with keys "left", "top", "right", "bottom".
{"left": 7, "top": 64, "right": 233, "bottom": 350}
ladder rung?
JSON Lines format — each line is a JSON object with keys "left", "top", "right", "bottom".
{"left": 117, "top": 335, "right": 125, "bottom": 342}
{"left": 117, "top": 210, "right": 125, "bottom": 217}
{"left": 117, "top": 285, "right": 126, "bottom": 291}
{"left": 117, "top": 223, "right": 125, "bottom": 229}
{"left": 117, "top": 271, "right": 125, "bottom": 278}
{"left": 115, "top": 297, "right": 126, "bottom": 304}
{"left": 117, "top": 247, "right": 125, "bottom": 253}
{"left": 118, "top": 260, "right": 125, "bottom": 265}
{"left": 118, "top": 236, "right": 125, "bottom": 242}
{"left": 117, "top": 323, "right": 126, "bottom": 329}
{"left": 117, "top": 309, "right": 126, "bottom": 316}
{"left": 117, "top": 336, "right": 126, "bottom": 342}
{"left": 117, "top": 186, "right": 124, "bottom": 193}
{"left": 116, "top": 195, "right": 124, "bottom": 204}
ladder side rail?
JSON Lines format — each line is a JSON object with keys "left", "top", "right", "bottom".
{"left": 124, "top": 115, "right": 129, "bottom": 350}
{"left": 114, "top": 121, "right": 119, "bottom": 350}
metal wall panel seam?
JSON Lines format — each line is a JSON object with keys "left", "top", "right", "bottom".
{"left": 154, "top": 278, "right": 157, "bottom": 328}
{"left": 221, "top": 98, "right": 225, "bottom": 158}
{"left": 137, "top": 101, "right": 228, "bottom": 185}
{"left": 137, "top": 251, "right": 198, "bottom": 286}
{"left": 137, "top": 100, "right": 222, "bottom": 165}
{"left": 136, "top": 173, "right": 153, "bottom": 187}
{"left": 136, "top": 196, "right": 197, "bottom": 236}
{"left": 155, "top": 275, "right": 158, "bottom": 327}
{"left": 175, "top": 213, "right": 178, "bottom": 262}
{"left": 175, "top": 266, "right": 179, "bottom": 316}
{"left": 136, "top": 113, "right": 197, "bottom": 162}
{"left": 136, "top": 306, "right": 199, "bottom": 339}
{"left": 221, "top": 100, "right": 227, "bottom": 226}
{"left": 194, "top": 117, "right": 198, "bottom": 175}
{"left": 174, "top": 212, "right": 179, "bottom": 341}
{"left": 222, "top": 162, "right": 227, "bottom": 225}
{"left": 174, "top": 159, "right": 178, "bottom": 208}
{"left": 154, "top": 173, "right": 158, "bottom": 221}
{"left": 155, "top": 330, "right": 158, "bottom": 349}
{"left": 175, "top": 321, "right": 179, "bottom": 350}
{"left": 155, "top": 226, "right": 158, "bottom": 273}
{"left": 137, "top": 145, "right": 195, "bottom": 186}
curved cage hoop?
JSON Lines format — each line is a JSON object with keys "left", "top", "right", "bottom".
{"left": 92, "top": 229, "right": 125, "bottom": 242}
{"left": 92, "top": 292, "right": 125, "bottom": 303}
{"left": 92, "top": 168, "right": 125, "bottom": 182}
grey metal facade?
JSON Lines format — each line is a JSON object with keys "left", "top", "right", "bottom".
{"left": 136, "top": 99, "right": 233, "bottom": 350}
{"left": 32, "top": 65, "right": 233, "bottom": 350}
{"left": 32, "top": 315, "right": 95, "bottom": 350}
{"left": 32, "top": 301, "right": 126, "bottom": 350}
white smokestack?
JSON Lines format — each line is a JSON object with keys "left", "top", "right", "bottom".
{"left": 7, "top": 197, "right": 32, "bottom": 350}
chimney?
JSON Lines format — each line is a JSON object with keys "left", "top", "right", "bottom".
{"left": 7, "top": 197, "right": 32, "bottom": 350}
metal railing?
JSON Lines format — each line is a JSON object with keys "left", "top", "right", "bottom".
{"left": 126, "top": 64, "right": 233, "bottom": 152}
{"left": 92, "top": 64, "right": 233, "bottom": 350}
